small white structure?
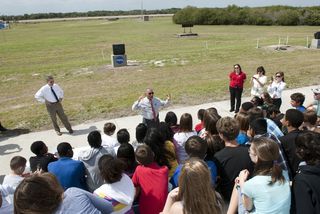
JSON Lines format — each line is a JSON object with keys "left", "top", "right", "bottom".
{"left": 310, "top": 39, "right": 320, "bottom": 49}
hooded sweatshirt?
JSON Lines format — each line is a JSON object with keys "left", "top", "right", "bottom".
{"left": 293, "top": 164, "right": 320, "bottom": 214}
{"left": 78, "top": 146, "right": 115, "bottom": 192}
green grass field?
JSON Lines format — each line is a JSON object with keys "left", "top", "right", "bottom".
{"left": 0, "top": 17, "right": 319, "bottom": 131}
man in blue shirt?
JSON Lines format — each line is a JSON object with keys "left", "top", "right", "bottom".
{"left": 48, "top": 142, "right": 87, "bottom": 190}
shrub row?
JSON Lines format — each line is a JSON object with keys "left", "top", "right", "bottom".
{"left": 173, "top": 5, "right": 320, "bottom": 26}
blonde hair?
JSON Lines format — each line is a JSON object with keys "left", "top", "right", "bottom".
{"left": 177, "top": 158, "right": 221, "bottom": 214}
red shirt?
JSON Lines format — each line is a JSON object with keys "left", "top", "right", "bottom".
{"left": 195, "top": 122, "right": 204, "bottom": 133}
{"left": 132, "top": 162, "right": 168, "bottom": 214}
{"left": 229, "top": 71, "right": 246, "bottom": 88}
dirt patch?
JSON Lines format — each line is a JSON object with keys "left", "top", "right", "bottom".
{"left": 262, "top": 45, "right": 315, "bottom": 52}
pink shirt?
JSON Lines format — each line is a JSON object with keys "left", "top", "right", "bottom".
{"left": 132, "top": 162, "right": 168, "bottom": 214}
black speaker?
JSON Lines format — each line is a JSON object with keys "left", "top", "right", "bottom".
{"left": 314, "top": 32, "right": 320, "bottom": 39}
{"left": 112, "top": 44, "right": 125, "bottom": 55}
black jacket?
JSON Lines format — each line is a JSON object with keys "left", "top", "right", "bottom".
{"left": 293, "top": 164, "right": 320, "bottom": 214}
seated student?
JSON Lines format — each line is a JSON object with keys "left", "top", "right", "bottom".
{"left": 266, "top": 104, "right": 284, "bottom": 130}
{"left": 162, "top": 158, "right": 223, "bottom": 214}
{"left": 214, "top": 117, "right": 254, "bottom": 202}
{"left": 0, "top": 185, "right": 15, "bottom": 213}
{"left": 301, "top": 109, "right": 320, "bottom": 133}
{"left": 250, "top": 96, "right": 263, "bottom": 108}
{"left": 235, "top": 112, "right": 250, "bottom": 145}
{"left": 94, "top": 155, "right": 135, "bottom": 214}
{"left": 14, "top": 173, "right": 113, "bottom": 214}
{"left": 3, "top": 156, "right": 27, "bottom": 204}
{"left": 114, "top": 128, "right": 130, "bottom": 154}
{"left": 133, "top": 144, "right": 169, "bottom": 214}
{"left": 247, "top": 118, "right": 289, "bottom": 175}
{"left": 29, "top": 140, "right": 57, "bottom": 172}
{"left": 117, "top": 143, "right": 138, "bottom": 178}
{"left": 228, "top": 137, "right": 291, "bottom": 214}
{"left": 159, "top": 122, "right": 179, "bottom": 178}
{"left": 48, "top": 142, "right": 87, "bottom": 190}
{"left": 261, "top": 92, "right": 273, "bottom": 110}
{"left": 3, "top": 156, "right": 27, "bottom": 189}
{"left": 132, "top": 123, "right": 148, "bottom": 150}
{"left": 238, "top": 102, "right": 254, "bottom": 114}
{"left": 248, "top": 107, "right": 284, "bottom": 138}
{"left": 290, "top": 92, "right": 306, "bottom": 112}
{"left": 194, "top": 109, "right": 205, "bottom": 134}
{"left": 78, "top": 131, "right": 115, "bottom": 192}
{"left": 293, "top": 131, "right": 320, "bottom": 213}
{"left": 101, "top": 122, "right": 119, "bottom": 150}
{"left": 144, "top": 128, "right": 172, "bottom": 175}
{"left": 170, "top": 136, "right": 217, "bottom": 189}
{"left": 280, "top": 109, "right": 304, "bottom": 179}
{"left": 165, "top": 111, "right": 180, "bottom": 133}
{"left": 173, "top": 113, "right": 197, "bottom": 164}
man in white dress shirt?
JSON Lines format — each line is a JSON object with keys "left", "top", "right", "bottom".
{"left": 132, "top": 88, "right": 170, "bottom": 127}
{"left": 35, "top": 76, "right": 73, "bottom": 135}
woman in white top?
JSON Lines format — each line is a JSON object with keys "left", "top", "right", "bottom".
{"left": 94, "top": 154, "right": 135, "bottom": 214}
{"left": 173, "top": 113, "right": 197, "bottom": 164}
{"left": 267, "top": 71, "right": 286, "bottom": 110}
{"left": 250, "top": 66, "right": 267, "bottom": 97}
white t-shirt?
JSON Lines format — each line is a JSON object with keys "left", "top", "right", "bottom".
{"left": 2, "top": 174, "right": 24, "bottom": 203}
{"left": 173, "top": 131, "right": 197, "bottom": 164}
{"left": 101, "top": 134, "right": 119, "bottom": 150}
{"left": 94, "top": 173, "right": 135, "bottom": 214}
{"left": 0, "top": 185, "right": 15, "bottom": 214}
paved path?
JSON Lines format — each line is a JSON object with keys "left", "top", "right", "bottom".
{"left": 0, "top": 85, "right": 317, "bottom": 178}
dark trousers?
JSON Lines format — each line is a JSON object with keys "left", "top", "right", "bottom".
{"left": 272, "top": 98, "right": 282, "bottom": 110}
{"left": 229, "top": 86, "right": 243, "bottom": 111}
{"left": 143, "top": 116, "right": 159, "bottom": 128}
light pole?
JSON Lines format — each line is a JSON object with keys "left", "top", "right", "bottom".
{"left": 140, "top": 0, "right": 143, "bottom": 20}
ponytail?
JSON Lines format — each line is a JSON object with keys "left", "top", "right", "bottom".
{"left": 269, "top": 164, "right": 285, "bottom": 185}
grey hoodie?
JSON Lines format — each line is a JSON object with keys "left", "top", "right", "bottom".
{"left": 78, "top": 146, "right": 115, "bottom": 192}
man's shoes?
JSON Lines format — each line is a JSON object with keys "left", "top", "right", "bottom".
{"left": 229, "top": 109, "right": 235, "bottom": 112}
{"left": 68, "top": 129, "right": 74, "bottom": 134}
{"left": 56, "top": 131, "right": 62, "bottom": 136}
{"left": 0, "top": 123, "right": 7, "bottom": 132}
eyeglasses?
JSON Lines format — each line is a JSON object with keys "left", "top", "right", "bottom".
{"left": 275, "top": 75, "right": 281, "bottom": 78}
{"left": 234, "top": 67, "right": 240, "bottom": 69}
{"left": 148, "top": 92, "right": 154, "bottom": 95}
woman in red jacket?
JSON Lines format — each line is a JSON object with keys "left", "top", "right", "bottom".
{"left": 229, "top": 64, "right": 246, "bottom": 113}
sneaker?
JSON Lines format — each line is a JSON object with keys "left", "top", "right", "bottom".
{"left": 68, "top": 129, "right": 74, "bottom": 134}
{"left": 56, "top": 131, "right": 62, "bottom": 136}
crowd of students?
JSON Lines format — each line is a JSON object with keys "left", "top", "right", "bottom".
{"left": 1, "top": 84, "right": 320, "bottom": 214}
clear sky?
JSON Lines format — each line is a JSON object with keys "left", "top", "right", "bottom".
{"left": 1, "top": 0, "right": 319, "bottom": 16}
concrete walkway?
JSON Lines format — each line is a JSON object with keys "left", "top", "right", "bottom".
{"left": 0, "top": 85, "right": 317, "bottom": 178}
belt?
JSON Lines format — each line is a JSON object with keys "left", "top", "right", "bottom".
{"left": 47, "top": 101, "right": 59, "bottom": 104}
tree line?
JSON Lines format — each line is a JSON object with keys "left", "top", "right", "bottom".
{"left": 173, "top": 5, "right": 320, "bottom": 26}
{"left": 0, "top": 8, "right": 180, "bottom": 21}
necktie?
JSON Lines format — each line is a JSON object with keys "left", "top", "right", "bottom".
{"left": 150, "top": 99, "right": 157, "bottom": 120}
{"left": 51, "top": 87, "right": 59, "bottom": 102}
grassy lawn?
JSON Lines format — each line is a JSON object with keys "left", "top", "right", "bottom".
{"left": 0, "top": 17, "right": 319, "bottom": 131}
